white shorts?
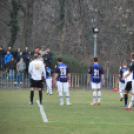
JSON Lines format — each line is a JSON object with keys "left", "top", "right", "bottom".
{"left": 46, "top": 78, "right": 52, "bottom": 89}
{"left": 132, "top": 80, "right": 134, "bottom": 94}
{"left": 119, "top": 82, "right": 126, "bottom": 91}
{"left": 57, "top": 82, "right": 69, "bottom": 93}
{"left": 91, "top": 82, "right": 101, "bottom": 89}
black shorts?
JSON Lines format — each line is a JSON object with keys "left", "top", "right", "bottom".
{"left": 31, "top": 79, "right": 42, "bottom": 88}
{"left": 125, "top": 81, "right": 132, "bottom": 91}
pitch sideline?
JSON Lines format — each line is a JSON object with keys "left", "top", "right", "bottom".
{"left": 36, "top": 100, "right": 48, "bottom": 123}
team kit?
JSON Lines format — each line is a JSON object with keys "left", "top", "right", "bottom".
{"left": 28, "top": 53, "right": 134, "bottom": 110}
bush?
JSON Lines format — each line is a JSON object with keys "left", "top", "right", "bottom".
{"left": 52, "top": 51, "right": 88, "bottom": 73}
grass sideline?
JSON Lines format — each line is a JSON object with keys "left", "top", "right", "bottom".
{"left": 0, "top": 89, "right": 134, "bottom": 134}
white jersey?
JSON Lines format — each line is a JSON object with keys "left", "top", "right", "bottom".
{"left": 123, "top": 70, "right": 132, "bottom": 83}
{"left": 29, "top": 59, "right": 46, "bottom": 80}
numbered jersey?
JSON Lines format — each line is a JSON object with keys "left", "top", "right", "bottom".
{"left": 46, "top": 67, "right": 53, "bottom": 79}
{"left": 88, "top": 64, "right": 103, "bottom": 83}
{"left": 120, "top": 67, "right": 127, "bottom": 83}
{"left": 55, "top": 63, "right": 69, "bottom": 82}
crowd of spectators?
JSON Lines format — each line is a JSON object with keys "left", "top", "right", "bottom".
{"left": 0, "top": 46, "right": 52, "bottom": 84}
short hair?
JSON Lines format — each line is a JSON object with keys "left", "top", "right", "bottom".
{"left": 57, "top": 57, "right": 62, "bottom": 62}
{"left": 94, "top": 57, "right": 98, "bottom": 62}
{"left": 34, "top": 54, "right": 38, "bottom": 59}
{"left": 131, "top": 53, "right": 134, "bottom": 59}
{"left": 122, "top": 61, "right": 127, "bottom": 66}
{"left": 0, "top": 46, "right": 2, "bottom": 48}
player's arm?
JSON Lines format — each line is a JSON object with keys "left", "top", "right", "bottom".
{"left": 41, "top": 63, "right": 46, "bottom": 79}
{"left": 87, "top": 67, "right": 92, "bottom": 85}
{"left": 100, "top": 67, "right": 105, "bottom": 85}
{"left": 53, "top": 68, "right": 59, "bottom": 86}
{"left": 122, "top": 72, "right": 132, "bottom": 80}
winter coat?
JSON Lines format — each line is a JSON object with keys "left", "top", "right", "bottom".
{"left": 0, "top": 49, "right": 5, "bottom": 59}
{"left": 4, "top": 54, "right": 13, "bottom": 65}
{"left": 7, "top": 60, "right": 16, "bottom": 70}
{"left": 16, "top": 61, "right": 26, "bottom": 72}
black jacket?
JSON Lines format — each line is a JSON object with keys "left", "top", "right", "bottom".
{"left": 0, "top": 49, "right": 5, "bottom": 59}
{"left": 7, "top": 60, "right": 16, "bottom": 70}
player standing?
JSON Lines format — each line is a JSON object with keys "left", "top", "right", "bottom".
{"left": 118, "top": 61, "right": 127, "bottom": 101}
{"left": 87, "top": 57, "right": 105, "bottom": 105}
{"left": 123, "top": 69, "right": 132, "bottom": 108}
{"left": 53, "top": 57, "right": 72, "bottom": 106}
{"left": 29, "top": 54, "right": 46, "bottom": 105}
{"left": 45, "top": 63, "right": 54, "bottom": 95}
{"left": 123, "top": 53, "right": 134, "bottom": 110}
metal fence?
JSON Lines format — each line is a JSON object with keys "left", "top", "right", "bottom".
{"left": 0, "top": 72, "right": 116, "bottom": 89}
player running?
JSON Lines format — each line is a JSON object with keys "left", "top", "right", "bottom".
{"left": 87, "top": 57, "right": 105, "bottom": 105}
{"left": 29, "top": 54, "right": 46, "bottom": 105}
{"left": 53, "top": 57, "right": 72, "bottom": 106}
{"left": 118, "top": 61, "right": 127, "bottom": 101}
{"left": 123, "top": 53, "right": 134, "bottom": 110}
{"left": 45, "top": 63, "right": 54, "bottom": 95}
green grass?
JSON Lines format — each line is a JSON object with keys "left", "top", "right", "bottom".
{"left": 0, "top": 89, "right": 134, "bottom": 134}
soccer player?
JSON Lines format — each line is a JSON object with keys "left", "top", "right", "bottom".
{"left": 118, "top": 61, "right": 127, "bottom": 101}
{"left": 123, "top": 53, "right": 134, "bottom": 110}
{"left": 53, "top": 57, "right": 72, "bottom": 106}
{"left": 123, "top": 69, "right": 132, "bottom": 108}
{"left": 87, "top": 57, "right": 105, "bottom": 105}
{"left": 45, "top": 63, "right": 54, "bottom": 95}
{"left": 28, "top": 54, "right": 46, "bottom": 105}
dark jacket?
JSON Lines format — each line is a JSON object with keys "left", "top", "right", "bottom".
{"left": 7, "top": 60, "right": 16, "bottom": 70}
{"left": 0, "top": 49, "right": 5, "bottom": 59}
{"left": 47, "top": 52, "right": 52, "bottom": 61}
{"left": 17, "top": 55, "right": 25, "bottom": 63}
{"left": 23, "top": 50, "right": 29, "bottom": 61}
{"left": 42, "top": 53, "right": 49, "bottom": 65}
{"left": 14, "top": 50, "right": 20, "bottom": 59}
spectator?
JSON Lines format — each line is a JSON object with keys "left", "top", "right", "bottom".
{"left": 7, "top": 46, "right": 14, "bottom": 56}
{"left": 23, "top": 47, "right": 29, "bottom": 62}
{"left": 14, "top": 47, "right": 21, "bottom": 60}
{"left": 0, "top": 46, "right": 5, "bottom": 71}
{"left": 33, "top": 47, "right": 40, "bottom": 55}
{"left": 39, "top": 46, "right": 46, "bottom": 57}
{"left": 17, "top": 51, "right": 25, "bottom": 63}
{"left": 14, "top": 58, "right": 26, "bottom": 84}
{"left": 38, "top": 53, "right": 44, "bottom": 63}
{"left": 42, "top": 51, "right": 49, "bottom": 65}
{"left": 4, "top": 50, "right": 13, "bottom": 69}
{"left": 47, "top": 48, "right": 53, "bottom": 68}
{"left": 7, "top": 57, "right": 16, "bottom": 80}
{"left": 26, "top": 51, "right": 33, "bottom": 73}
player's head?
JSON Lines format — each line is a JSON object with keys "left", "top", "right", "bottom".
{"left": 57, "top": 57, "right": 62, "bottom": 64}
{"left": 93, "top": 57, "right": 98, "bottom": 62}
{"left": 122, "top": 61, "right": 127, "bottom": 66}
{"left": 131, "top": 53, "right": 134, "bottom": 60}
{"left": 34, "top": 54, "right": 39, "bottom": 59}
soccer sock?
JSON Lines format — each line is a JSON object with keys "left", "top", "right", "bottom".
{"left": 124, "top": 94, "right": 128, "bottom": 105}
{"left": 59, "top": 92, "right": 63, "bottom": 104}
{"left": 128, "top": 95, "right": 134, "bottom": 108}
{"left": 30, "top": 91, "right": 34, "bottom": 103}
{"left": 66, "top": 92, "right": 70, "bottom": 104}
{"left": 98, "top": 91, "right": 101, "bottom": 103}
{"left": 93, "top": 91, "right": 96, "bottom": 103}
{"left": 119, "top": 89, "right": 123, "bottom": 98}
{"left": 39, "top": 91, "right": 42, "bottom": 104}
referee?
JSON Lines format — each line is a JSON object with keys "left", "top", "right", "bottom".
{"left": 29, "top": 54, "right": 46, "bottom": 105}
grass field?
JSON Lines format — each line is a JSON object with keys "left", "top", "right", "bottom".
{"left": 0, "top": 89, "right": 134, "bottom": 134}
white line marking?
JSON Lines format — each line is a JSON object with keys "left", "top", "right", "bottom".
{"left": 36, "top": 100, "right": 48, "bottom": 123}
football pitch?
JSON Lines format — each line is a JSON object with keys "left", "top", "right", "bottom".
{"left": 0, "top": 89, "right": 134, "bottom": 134}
